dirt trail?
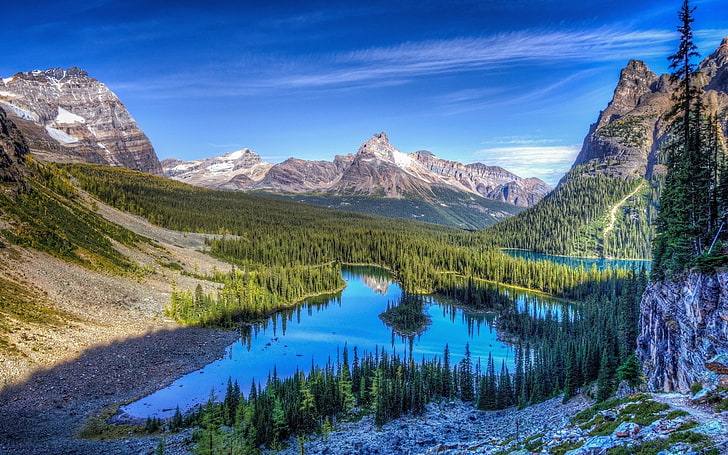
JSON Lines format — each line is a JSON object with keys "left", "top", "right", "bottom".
{"left": 650, "top": 392, "right": 728, "bottom": 453}
{"left": 604, "top": 181, "right": 646, "bottom": 240}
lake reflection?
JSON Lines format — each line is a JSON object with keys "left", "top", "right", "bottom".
{"left": 122, "top": 266, "right": 517, "bottom": 419}
{"left": 502, "top": 249, "right": 651, "bottom": 271}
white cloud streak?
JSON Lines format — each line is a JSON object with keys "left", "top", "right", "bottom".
{"left": 473, "top": 144, "right": 581, "bottom": 186}
{"left": 113, "top": 27, "right": 685, "bottom": 98}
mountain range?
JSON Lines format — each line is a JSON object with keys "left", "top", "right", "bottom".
{"left": 0, "top": 67, "right": 550, "bottom": 229}
{"left": 2, "top": 35, "right": 727, "bottom": 246}
{"left": 162, "top": 132, "right": 549, "bottom": 209}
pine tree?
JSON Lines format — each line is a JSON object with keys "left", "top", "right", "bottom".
{"left": 653, "top": 0, "right": 725, "bottom": 277}
{"left": 617, "top": 354, "right": 643, "bottom": 391}
{"left": 459, "top": 343, "right": 475, "bottom": 402}
{"left": 271, "top": 397, "right": 289, "bottom": 446}
{"left": 497, "top": 360, "right": 514, "bottom": 409}
{"left": 596, "top": 348, "right": 615, "bottom": 402}
{"left": 442, "top": 344, "right": 453, "bottom": 399}
{"left": 477, "top": 353, "right": 497, "bottom": 410}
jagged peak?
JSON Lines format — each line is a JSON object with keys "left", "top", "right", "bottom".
{"left": 356, "top": 131, "right": 400, "bottom": 161}
{"left": 718, "top": 36, "right": 728, "bottom": 55}
{"left": 701, "top": 37, "right": 728, "bottom": 92}
{"left": 594, "top": 59, "right": 658, "bottom": 129}
{"left": 701, "top": 37, "right": 728, "bottom": 66}
{"left": 223, "top": 148, "right": 258, "bottom": 160}
{"left": 617, "top": 59, "right": 657, "bottom": 86}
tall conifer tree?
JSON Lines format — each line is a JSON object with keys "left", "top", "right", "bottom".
{"left": 652, "top": 0, "right": 723, "bottom": 278}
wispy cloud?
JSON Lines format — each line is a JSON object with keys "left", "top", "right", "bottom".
{"left": 112, "top": 27, "right": 683, "bottom": 99}
{"left": 473, "top": 144, "right": 581, "bottom": 186}
{"left": 265, "top": 28, "right": 677, "bottom": 90}
{"left": 110, "top": 24, "right": 728, "bottom": 102}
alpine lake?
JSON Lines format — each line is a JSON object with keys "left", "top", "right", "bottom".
{"left": 122, "top": 252, "right": 647, "bottom": 420}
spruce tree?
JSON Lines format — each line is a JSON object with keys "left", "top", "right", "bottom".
{"left": 653, "top": 0, "right": 725, "bottom": 277}
{"left": 459, "top": 343, "right": 475, "bottom": 402}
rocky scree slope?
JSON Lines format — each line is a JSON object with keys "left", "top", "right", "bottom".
{"left": 0, "top": 67, "right": 162, "bottom": 174}
{"left": 162, "top": 132, "right": 550, "bottom": 208}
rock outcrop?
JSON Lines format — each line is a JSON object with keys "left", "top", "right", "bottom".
{"left": 0, "top": 107, "right": 29, "bottom": 189}
{"left": 163, "top": 132, "right": 549, "bottom": 207}
{"left": 637, "top": 271, "right": 728, "bottom": 393}
{"left": 0, "top": 67, "right": 162, "bottom": 174}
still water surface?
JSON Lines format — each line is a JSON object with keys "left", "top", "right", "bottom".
{"left": 122, "top": 266, "right": 553, "bottom": 419}
{"left": 502, "top": 249, "right": 651, "bottom": 271}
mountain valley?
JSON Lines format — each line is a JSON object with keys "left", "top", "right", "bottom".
{"left": 0, "top": 20, "right": 727, "bottom": 455}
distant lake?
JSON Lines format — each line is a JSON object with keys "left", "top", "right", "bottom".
{"left": 502, "top": 249, "right": 651, "bottom": 271}
{"left": 123, "top": 266, "right": 541, "bottom": 419}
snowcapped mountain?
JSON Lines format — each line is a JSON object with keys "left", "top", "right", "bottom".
{"left": 0, "top": 67, "right": 162, "bottom": 174}
{"left": 163, "top": 132, "right": 550, "bottom": 208}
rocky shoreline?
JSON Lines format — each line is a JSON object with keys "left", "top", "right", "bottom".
{"left": 266, "top": 396, "right": 591, "bottom": 455}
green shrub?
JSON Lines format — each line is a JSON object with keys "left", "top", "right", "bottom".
{"left": 716, "top": 397, "right": 728, "bottom": 412}
{"left": 690, "top": 382, "right": 703, "bottom": 395}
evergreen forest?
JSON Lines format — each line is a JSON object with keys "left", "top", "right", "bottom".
{"left": 0, "top": 2, "right": 725, "bottom": 452}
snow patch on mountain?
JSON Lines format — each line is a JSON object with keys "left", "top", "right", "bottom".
{"left": 45, "top": 125, "right": 79, "bottom": 144}
{"left": 55, "top": 107, "right": 86, "bottom": 124}
{"left": 0, "top": 100, "right": 39, "bottom": 121}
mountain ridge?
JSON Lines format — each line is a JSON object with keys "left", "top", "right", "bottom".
{"left": 485, "top": 36, "right": 728, "bottom": 259}
{"left": 569, "top": 36, "right": 728, "bottom": 183}
{"left": 162, "top": 131, "right": 551, "bottom": 208}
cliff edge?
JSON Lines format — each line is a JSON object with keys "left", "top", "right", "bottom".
{"left": 637, "top": 271, "right": 728, "bottom": 393}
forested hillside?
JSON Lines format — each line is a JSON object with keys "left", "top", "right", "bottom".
{"left": 67, "top": 164, "right": 625, "bottom": 307}
{"left": 483, "top": 168, "right": 658, "bottom": 259}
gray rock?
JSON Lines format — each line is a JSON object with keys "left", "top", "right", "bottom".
{"left": 564, "top": 435, "right": 613, "bottom": 455}
{"left": 637, "top": 272, "right": 728, "bottom": 393}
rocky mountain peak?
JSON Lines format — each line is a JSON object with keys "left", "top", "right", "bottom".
{"left": 569, "top": 38, "right": 728, "bottom": 183}
{"left": 163, "top": 148, "right": 272, "bottom": 189}
{"left": 33, "top": 67, "right": 89, "bottom": 81}
{"left": 0, "top": 67, "right": 162, "bottom": 174}
{"left": 700, "top": 36, "right": 728, "bottom": 92}
{"left": 356, "top": 132, "right": 400, "bottom": 161}
{"left": 595, "top": 59, "right": 658, "bottom": 130}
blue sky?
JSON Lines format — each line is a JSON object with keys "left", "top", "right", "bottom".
{"left": 1, "top": 0, "right": 727, "bottom": 186}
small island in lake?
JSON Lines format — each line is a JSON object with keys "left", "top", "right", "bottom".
{"left": 378, "top": 293, "right": 432, "bottom": 337}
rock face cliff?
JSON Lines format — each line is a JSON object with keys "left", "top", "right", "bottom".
{"left": 0, "top": 107, "right": 29, "bottom": 189}
{"left": 569, "top": 38, "right": 728, "bottom": 183}
{"left": 163, "top": 132, "right": 549, "bottom": 207}
{"left": 637, "top": 271, "right": 728, "bottom": 393}
{"left": 0, "top": 67, "right": 162, "bottom": 174}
